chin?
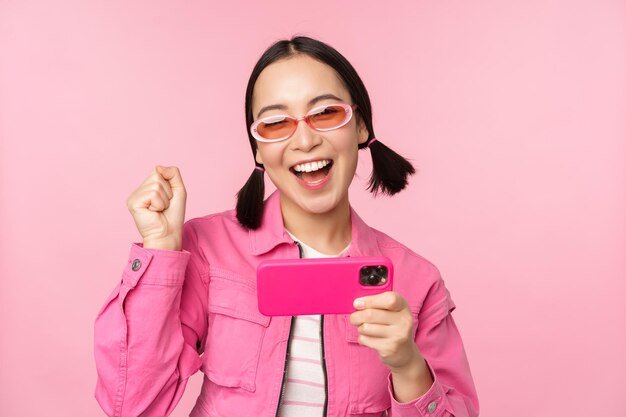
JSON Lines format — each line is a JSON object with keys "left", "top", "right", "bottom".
{"left": 296, "top": 192, "right": 345, "bottom": 215}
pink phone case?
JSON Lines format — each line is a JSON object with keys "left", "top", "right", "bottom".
{"left": 256, "top": 256, "right": 394, "bottom": 316}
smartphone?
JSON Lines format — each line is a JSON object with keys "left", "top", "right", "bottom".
{"left": 256, "top": 256, "right": 393, "bottom": 316}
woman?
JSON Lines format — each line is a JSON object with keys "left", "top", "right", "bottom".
{"left": 94, "top": 35, "right": 479, "bottom": 417}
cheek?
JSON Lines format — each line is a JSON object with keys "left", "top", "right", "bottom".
{"left": 336, "top": 135, "right": 360, "bottom": 164}
{"left": 338, "top": 123, "right": 362, "bottom": 150}
{"left": 256, "top": 144, "right": 283, "bottom": 167}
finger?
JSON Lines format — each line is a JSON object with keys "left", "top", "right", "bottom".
{"left": 128, "top": 184, "right": 167, "bottom": 212}
{"left": 147, "top": 195, "right": 168, "bottom": 211}
{"left": 357, "top": 334, "right": 417, "bottom": 367}
{"left": 354, "top": 291, "right": 408, "bottom": 312}
{"left": 152, "top": 170, "right": 174, "bottom": 200}
{"left": 140, "top": 187, "right": 170, "bottom": 211}
{"left": 357, "top": 334, "right": 393, "bottom": 353}
{"left": 150, "top": 177, "right": 173, "bottom": 201}
{"left": 157, "top": 165, "right": 186, "bottom": 192}
{"left": 349, "top": 308, "right": 396, "bottom": 326}
{"left": 357, "top": 322, "right": 394, "bottom": 338}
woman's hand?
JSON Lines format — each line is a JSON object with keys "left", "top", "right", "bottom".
{"left": 126, "top": 165, "right": 187, "bottom": 251}
{"left": 349, "top": 291, "right": 434, "bottom": 401}
{"left": 349, "top": 291, "right": 420, "bottom": 370}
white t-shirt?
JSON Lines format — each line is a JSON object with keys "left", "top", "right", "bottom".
{"left": 277, "top": 230, "right": 351, "bottom": 417}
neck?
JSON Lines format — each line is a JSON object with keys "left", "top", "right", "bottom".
{"left": 279, "top": 194, "right": 352, "bottom": 256}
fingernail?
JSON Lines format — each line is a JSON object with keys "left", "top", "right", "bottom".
{"left": 353, "top": 298, "right": 364, "bottom": 308}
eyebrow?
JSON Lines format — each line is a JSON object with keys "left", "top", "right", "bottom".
{"left": 256, "top": 94, "right": 345, "bottom": 119}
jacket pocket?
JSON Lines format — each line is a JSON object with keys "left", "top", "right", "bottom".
{"left": 344, "top": 310, "right": 419, "bottom": 414}
{"left": 203, "top": 270, "right": 270, "bottom": 392}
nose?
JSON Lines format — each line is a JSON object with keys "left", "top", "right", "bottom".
{"left": 289, "top": 118, "right": 322, "bottom": 153}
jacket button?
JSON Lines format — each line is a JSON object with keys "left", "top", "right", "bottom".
{"left": 131, "top": 259, "right": 141, "bottom": 271}
{"left": 427, "top": 401, "right": 437, "bottom": 413}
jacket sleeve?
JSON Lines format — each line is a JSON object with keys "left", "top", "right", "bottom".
{"left": 94, "top": 221, "right": 209, "bottom": 417}
{"left": 387, "top": 275, "right": 480, "bottom": 417}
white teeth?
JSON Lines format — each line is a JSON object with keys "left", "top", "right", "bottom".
{"left": 293, "top": 160, "right": 330, "bottom": 173}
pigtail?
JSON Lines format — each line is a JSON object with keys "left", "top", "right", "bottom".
{"left": 236, "top": 164, "right": 265, "bottom": 229}
{"left": 364, "top": 138, "right": 416, "bottom": 196}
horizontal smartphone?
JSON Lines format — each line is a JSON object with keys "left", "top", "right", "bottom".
{"left": 256, "top": 256, "right": 393, "bottom": 316}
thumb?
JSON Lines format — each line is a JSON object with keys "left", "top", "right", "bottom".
{"left": 157, "top": 165, "right": 185, "bottom": 190}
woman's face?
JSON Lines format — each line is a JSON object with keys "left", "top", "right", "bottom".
{"left": 252, "top": 54, "right": 369, "bottom": 218}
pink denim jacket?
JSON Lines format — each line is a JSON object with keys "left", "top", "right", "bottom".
{"left": 94, "top": 190, "right": 479, "bottom": 417}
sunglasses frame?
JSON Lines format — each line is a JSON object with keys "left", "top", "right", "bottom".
{"left": 250, "top": 102, "right": 357, "bottom": 143}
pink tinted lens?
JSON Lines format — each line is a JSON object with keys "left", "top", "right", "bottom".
{"left": 308, "top": 105, "right": 350, "bottom": 129}
{"left": 255, "top": 117, "right": 296, "bottom": 140}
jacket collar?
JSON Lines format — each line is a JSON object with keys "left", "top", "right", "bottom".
{"left": 249, "top": 190, "right": 381, "bottom": 257}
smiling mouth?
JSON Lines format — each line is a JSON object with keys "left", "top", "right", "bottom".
{"left": 290, "top": 159, "right": 333, "bottom": 182}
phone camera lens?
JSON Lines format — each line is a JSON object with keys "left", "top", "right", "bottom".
{"left": 361, "top": 265, "right": 388, "bottom": 286}
{"left": 367, "top": 274, "right": 379, "bottom": 285}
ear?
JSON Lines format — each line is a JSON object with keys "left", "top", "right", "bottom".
{"left": 356, "top": 115, "right": 369, "bottom": 145}
{"left": 255, "top": 149, "right": 263, "bottom": 165}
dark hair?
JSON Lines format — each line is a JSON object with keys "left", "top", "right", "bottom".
{"left": 236, "top": 35, "right": 416, "bottom": 229}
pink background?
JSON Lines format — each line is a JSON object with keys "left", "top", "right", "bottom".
{"left": 1, "top": 1, "right": 625, "bottom": 416}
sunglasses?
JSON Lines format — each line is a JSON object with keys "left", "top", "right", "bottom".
{"left": 250, "top": 102, "right": 357, "bottom": 143}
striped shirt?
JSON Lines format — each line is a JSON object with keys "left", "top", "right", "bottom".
{"left": 278, "top": 231, "right": 350, "bottom": 417}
